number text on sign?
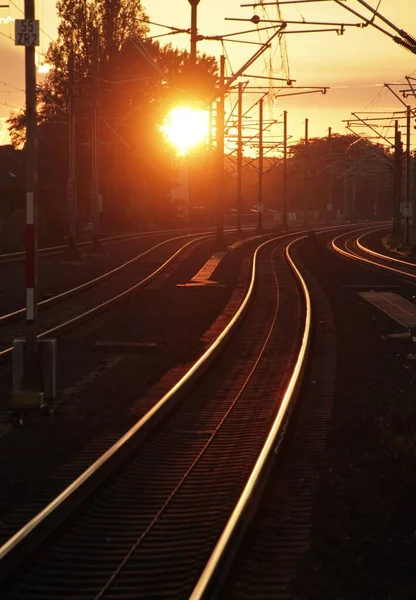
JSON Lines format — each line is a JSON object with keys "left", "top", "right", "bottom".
{"left": 15, "top": 20, "right": 39, "bottom": 46}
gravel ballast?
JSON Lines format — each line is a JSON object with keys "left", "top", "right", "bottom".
{"left": 293, "top": 232, "right": 416, "bottom": 599}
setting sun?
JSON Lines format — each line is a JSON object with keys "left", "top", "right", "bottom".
{"left": 162, "top": 107, "right": 209, "bottom": 155}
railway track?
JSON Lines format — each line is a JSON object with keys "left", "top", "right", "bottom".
{"left": 0, "top": 232, "right": 218, "bottom": 358}
{"left": 0, "top": 222, "right": 390, "bottom": 598}
{"left": 0, "top": 228, "right": 196, "bottom": 264}
{"left": 0, "top": 230, "right": 311, "bottom": 598}
{"left": 194, "top": 224, "right": 398, "bottom": 598}
{"left": 192, "top": 224, "right": 416, "bottom": 599}
{"left": 332, "top": 225, "right": 416, "bottom": 279}
{"left": 0, "top": 227, "right": 222, "bottom": 319}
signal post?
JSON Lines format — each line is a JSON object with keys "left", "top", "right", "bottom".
{"left": 11, "top": 1, "right": 56, "bottom": 420}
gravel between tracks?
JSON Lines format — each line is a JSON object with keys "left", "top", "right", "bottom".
{"left": 292, "top": 233, "right": 416, "bottom": 599}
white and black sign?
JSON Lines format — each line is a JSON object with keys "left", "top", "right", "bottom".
{"left": 15, "top": 20, "right": 39, "bottom": 46}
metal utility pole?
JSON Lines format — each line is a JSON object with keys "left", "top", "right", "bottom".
{"left": 328, "top": 126, "right": 333, "bottom": 218}
{"left": 304, "top": 118, "right": 308, "bottom": 224}
{"left": 351, "top": 177, "right": 357, "bottom": 222}
{"left": 394, "top": 120, "right": 403, "bottom": 238}
{"left": 350, "top": 143, "right": 357, "bottom": 222}
{"left": 237, "top": 81, "right": 243, "bottom": 235}
{"left": 208, "top": 102, "right": 213, "bottom": 149}
{"left": 282, "top": 110, "right": 288, "bottom": 229}
{"left": 216, "top": 55, "right": 225, "bottom": 247}
{"left": 404, "top": 104, "right": 411, "bottom": 244}
{"left": 343, "top": 169, "right": 349, "bottom": 219}
{"left": 66, "top": 52, "right": 78, "bottom": 258}
{"left": 91, "top": 27, "right": 101, "bottom": 251}
{"left": 373, "top": 175, "right": 380, "bottom": 218}
{"left": 187, "top": 1, "right": 200, "bottom": 226}
{"left": 258, "top": 97, "right": 264, "bottom": 231}
{"left": 23, "top": 0, "right": 38, "bottom": 387}
{"left": 188, "top": 0, "right": 201, "bottom": 63}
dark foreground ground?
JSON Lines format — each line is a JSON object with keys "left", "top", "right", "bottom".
{"left": 293, "top": 233, "right": 416, "bottom": 600}
{"left": 1, "top": 226, "right": 416, "bottom": 599}
{"left": 0, "top": 235, "right": 248, "bottom": 533}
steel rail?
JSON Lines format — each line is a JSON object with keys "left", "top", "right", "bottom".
{"left": 0, "top": 228, "right": 310, "bottom": 576}
{"left": 190, "top": 234, "right": 312, "bottom": 599}
{"left": 332, "top": 226, "right": 416, "bottom": 280}
{"left": 0, "top": 234, "right": 214, "bottom": 359}
{"left": 0, "top": 223, "right": 375, "bottom": 576}
{"left": 92, "top": 239, "right": 288, "bottom": 600}
{"left": 189, "top": 223, "right": 389, "bottom": 598}
{"left": 356, "top": 230, "right": 416, "bottom": 268}
{"left": 0, "top": 227, "right": 194, "bottom": 264}
{"left": 0, "top": 232, "right": 210, "bottom": 325}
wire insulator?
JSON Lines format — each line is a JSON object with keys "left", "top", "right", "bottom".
{"left": 393, "top": 36, "right": 416, "bottom": 54}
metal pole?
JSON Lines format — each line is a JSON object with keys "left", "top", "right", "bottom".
{"left": 374, "top": 176, "right": 379, "bottom": 218}
{"left": 394, "top": 121, "right": 402, "bottom": 238}
{"left": 91, "top": 27, "right": 101, "bottom": 250}
{"left": 283, "top": 110, "right": 288, "bottom": 228}
{"left": 258, "top": 97, "right": 263, "bottom": 231}
{"left": 67, "top": 52, "right": 78, "bottom": 256}
{"left": 237, "top": 81, "right": 243, "bottom": 235}
{"left": 304, "top": 118, "right": 308, "bottom": 224}
{"left": 405, "top": 104, "right": 411, "bottom": 244}
{"left": 187, "top": 1, "right": 200, "bottom": 226}
{"left": 208, "top": 102, "right": 213, "bottom": 149}
{"left": 350, "top": 143, "right": 357, "bottom": 222}
{"left": 343, "top": 169, "right": 348, "bottom": 219}
{"left": 216, "top": 55, "right": 225, "bottom": 247}
{"left": 351, "top": 177, "right": 357, "bottom": 222}
{"left": 188, "top": 0, "right": 200, "bottom": 63}
{"left": 24, "top": 0, "right": 38, "bottom": 387}
{"left": 328, "top": 126, "right": 332, "bottom": 219}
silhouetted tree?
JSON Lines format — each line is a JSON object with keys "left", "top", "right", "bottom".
{"left": 7, "top": 0, "right": 218, "bottom": 239}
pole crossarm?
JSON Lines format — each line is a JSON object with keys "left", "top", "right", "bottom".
{"left": 226, "top": 16, "right": 363, "bottom": 28}
{"left": 344, "top": 114, "right": 407, "bottom": 122}
{"left": 245, "top": 88, "right": 328, "bottom": 98}
{"left": 241, "top": 1, "right": 335, "bottom": 4}
{"left": 349, "top": 112, "right": 394, "bottom": 147}
{"left": 345, "top": 127, "right": 394, "bottom": 171}
{"left": 384, "top": 83, "right": 411, "bottom": 109}
{"left": 244, "top": 73, "right": 296, "bottom": 84}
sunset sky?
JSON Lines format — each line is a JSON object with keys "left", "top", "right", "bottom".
{"left": 0, "top": 1, "right": 415, "bottom": 147}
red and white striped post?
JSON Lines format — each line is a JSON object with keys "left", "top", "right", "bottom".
{"left": 23, "top": 0, "right": 38, "bottom": 385}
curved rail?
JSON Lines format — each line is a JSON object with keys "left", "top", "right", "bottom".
{"left": 0, "top": 228, "right": 194, "bottom": 264}
{"left": 356, "top": 229, "right": 416, "bottom": 268}
{"left": 0, "top": 232, "right": 209, "bottom": 325}
{"left": 0, "top": 223, "right": 376, "bottom": 581}
{"left": 0, "top": 234, "right": 213, "bottom": 358}
{"left": 0, "top": 231, "right": 293, "bottom": 575}
{"left": 190, "top": 234, "right": 312, "bottom": 599}
{"left": 332, "top": 226, "right": 416, "bottom": 281}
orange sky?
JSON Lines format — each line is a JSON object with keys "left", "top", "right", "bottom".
{"left": 0, "top": 1, "right": 415, "bottom": 146}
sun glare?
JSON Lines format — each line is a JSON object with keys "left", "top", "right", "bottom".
{"left": 162, "top": 107, "right": 209, "bottom": 155}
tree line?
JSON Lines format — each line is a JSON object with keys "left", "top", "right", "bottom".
{"left": 2, "top": 0, "right": 396, "bottom": 250}
{"left": 6, "top": 0, "right": 217, "bottom": 244}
